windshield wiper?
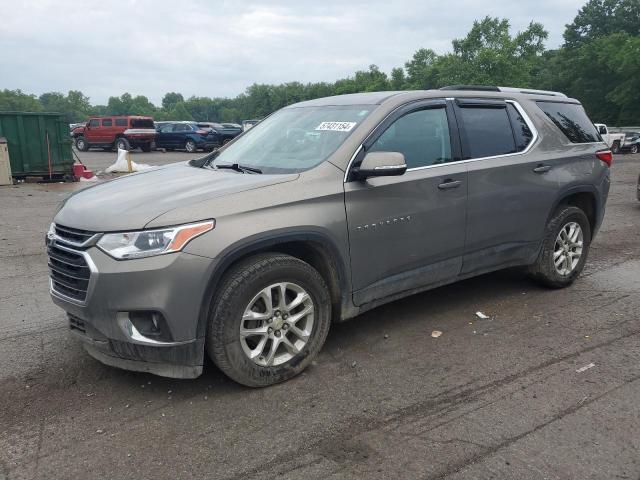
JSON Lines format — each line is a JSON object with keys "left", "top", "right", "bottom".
{"left": 215, "top": 163, "right": 262, "bottom": 174}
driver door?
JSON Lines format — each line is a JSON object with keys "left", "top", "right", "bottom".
{"left": 344, "top": 100, "right": 468, "bottom": 306}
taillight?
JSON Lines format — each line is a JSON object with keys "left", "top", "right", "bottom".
{"left": 596, "top": 149, "right": 613, "bottom": 167}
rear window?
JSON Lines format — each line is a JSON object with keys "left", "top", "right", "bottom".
{"left": 131, "top": 119, "right": 154, "bottom": 129}
{"left": 459, "top": 106, "right": 516, "bottom": 158}
{"left": 537, "top": 101, "right": 600, "bottom": 143}
{"left": 115, "top": 118, "right": 128, "bottom": 126}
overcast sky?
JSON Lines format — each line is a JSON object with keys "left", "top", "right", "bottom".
{"left": 0, "top": 0, "right": 584, "bottom": 105}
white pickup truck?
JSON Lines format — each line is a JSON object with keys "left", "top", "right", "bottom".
{"left": 595, "top": 124, "right": 625, "bottom": 153}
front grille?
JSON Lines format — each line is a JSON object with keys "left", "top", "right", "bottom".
{"left": 68, "top": 314, "right": 86, "bottom": 334}
{"left": 54, "top": 224, "right": 95, "bottom": 245}
{"left": 48, "top": 244, "right": 91, "bottom": 302}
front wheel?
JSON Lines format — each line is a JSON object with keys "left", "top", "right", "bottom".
{"left": 207, "top": 254, "right": 331, "bottom": 387}
{"left": 75, "top": 136, "right": 89, "bottom": 151}
{"left": 631, "top": 144, "right": 639, "bottom": 155}
{"left": 528, "top": 206, "right": 591, "bottom": 288}
{"left": 185, "top": 139, "right": 197, "bottom": 153}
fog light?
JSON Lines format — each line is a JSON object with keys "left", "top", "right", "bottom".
{"left": 121, "top": 311, "right": 173, "bottom": 343}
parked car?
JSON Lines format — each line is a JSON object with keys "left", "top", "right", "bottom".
{"left": 197, "top": 122, "right": 242, "bottom": 144}
{"left": 594, "top": 123, "right": 625, "bottom": 153}
{"left": 71, "top": 116, "right": 156, "bottom": 152}
{"left": 155, "top": 121, "right": 220, "bottom": 152}
{"left": 48, "top": 86, "right": 611, "bottom": 386}
{"left": 621, "top": 132, "right": 640, "bottom": 154}
{"left": 242, "top": 119, "right": 260, "bottom": 131}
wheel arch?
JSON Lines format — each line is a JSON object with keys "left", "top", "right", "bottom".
{"left": 549, "top": 186, "right": 600, "bottom": 239}
{"left": 195, "top": 230, "right": 353, "bottom": 340}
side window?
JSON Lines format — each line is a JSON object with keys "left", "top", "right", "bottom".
{"left": 598, "top": 125, "right": 607, "bottom": 135}
{"left": 459, "top": 106, "right": 516, "bottom": 158}
{"left": 159, "top": 124, "right": 174, "bottom": 133}
{"left": 88, "top": 119, "right": 99, "bottom": 127}
{"left": 173, "top": 124, "right": 189, "bottom": 132}
{"left": 115, "top": 118, "right": 128, "bottom": 127}
{"left": 537, "top": 101, "right": 600, "bottom": 143}
{"left": 102, "top": 119, "right": 112, "bottom": 127}
{"left": 506, "top": 103, "right": 533, "bottom": 152}
{"left": 368, "top": 107, "right": 452, "bottom": 169}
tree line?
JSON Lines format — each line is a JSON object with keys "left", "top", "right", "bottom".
{"left": 1, "top": 0, "right": 638, "bottom": 126}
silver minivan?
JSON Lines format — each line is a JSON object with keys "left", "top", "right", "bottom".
{"left": 48, "top": 86, "right": 611, "bottom": 386}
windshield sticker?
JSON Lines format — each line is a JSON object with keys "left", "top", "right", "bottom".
{"left": 315, "top": 121, "right": 357, "bottom": 132}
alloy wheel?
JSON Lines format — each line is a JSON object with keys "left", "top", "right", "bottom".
{"left": 240, "top": 282, "right": 314, "bottom": 367}
{"left": 553, "top": 221, "right": 584, "bottom": 276}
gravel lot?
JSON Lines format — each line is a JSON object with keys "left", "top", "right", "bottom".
{"left": 1, "top": 151, "right": 639, "bottom": 480}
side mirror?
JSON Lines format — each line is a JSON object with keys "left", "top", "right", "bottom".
{"left": 352, "top": 151, "right": 407, "bottom": 180}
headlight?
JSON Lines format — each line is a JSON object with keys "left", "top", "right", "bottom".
{"left": 97, "top": 220, "right": 214, "bottom": 260}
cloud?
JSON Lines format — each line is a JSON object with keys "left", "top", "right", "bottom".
{"left": 0, "top": 0, "right": 584, "bottom": 104}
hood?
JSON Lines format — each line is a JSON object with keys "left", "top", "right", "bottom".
{"left": 54, "top": 163, "right": 298, "bottom": 232}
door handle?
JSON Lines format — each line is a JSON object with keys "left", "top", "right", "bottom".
{"left": 438, "top": 179, "right": 462, "bottom": 190}
{"left": 533, "top": 164, "right": 552, "bottom": 173}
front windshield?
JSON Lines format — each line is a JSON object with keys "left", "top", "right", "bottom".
{"left": 213, "top": 105, "right": 372, "bottom": 173}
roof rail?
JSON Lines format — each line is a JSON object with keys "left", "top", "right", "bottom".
{"left": 439, "top": 85, "right": 500, "bottom": 92}
{"left": 439, "top": 85, "right": 567, "bottom": 98}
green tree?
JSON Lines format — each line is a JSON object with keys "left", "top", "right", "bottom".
{"left": 564, "top": 0, "right": 640, "bottom": 49}
{"left": 0, "top": 89, "right": 42, "bottom": 112}
{"left": 435, "top": 17, "right": 548, "bottom": 87}
{"left": 162, "top": 92, "right": 184, "bottom": 110}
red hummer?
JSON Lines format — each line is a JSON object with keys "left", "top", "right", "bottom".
{"left": 72, "top": 116, "right": 156, "bottom": 152}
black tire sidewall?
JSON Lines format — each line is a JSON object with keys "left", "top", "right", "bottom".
{"left": 207, "top": 255, "right": 331, "bottom": 387}
{"left": 76, "top": 137, "right": 87, "bottom": 151}
{"left": 116, "top": 138, "right": 129, "bottom": 151}
{"left": 534, "top": 206, "right": 591, "bottom": 287}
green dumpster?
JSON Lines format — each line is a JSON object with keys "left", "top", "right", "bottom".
{"left": 0, "top": 112, "right": 74, "bottom": 179}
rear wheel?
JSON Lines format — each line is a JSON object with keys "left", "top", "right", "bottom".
{"left": 631, "top": 144, "right": 639, "bottom": 155}
{"left": 611, "top": 140, "right": 620, "bottom": 154}
{"left": 185, "top": 139, "right": 197, "bottom": 153}
{"left": 75, "top": 136, "right": 89, "bottom": 151}
{"left": 528, "top": 206, "right": 591, "bottom": 288}
{"left": 115, "top": 137, "right": 130, "bottom": 151}
{"left": 207, "top": 253, "right": 331, "bottom": 387}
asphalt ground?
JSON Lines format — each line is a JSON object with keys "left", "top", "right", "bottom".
{"left": 0, "top": 150, "right": 639, "bottom": 480}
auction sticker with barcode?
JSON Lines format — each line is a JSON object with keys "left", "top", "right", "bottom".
{"left": 315, "top": 122, "right": 357, "bottom": 132}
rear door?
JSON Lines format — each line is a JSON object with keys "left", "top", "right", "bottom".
{"left": 99, "top": 118, "right": 114, "bottom": 144}
{"left": 344, "top": 99, "right": 468, "bottom": 306}
{"left": 454, "top": 98, "right": 559, "bottom": 274}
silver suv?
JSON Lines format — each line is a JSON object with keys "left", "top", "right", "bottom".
{"left": 48, "top": 86, "right": 611, "bottom": 386}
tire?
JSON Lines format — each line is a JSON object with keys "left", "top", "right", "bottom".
{"left": 75, "top": 136, "right": 89, "bottom": 151}
{"left": 528, "top": 206, "right": 591, "bottom": 288}
{"left": 185, "top": 139, "right": 197, "bottom": 153}
{"left": 115, "top": 138, "right": 130, "bottom": 151}
{"left": 631, "top": 144, "right": 639, "bottom": 155}
{"left": 207, "top": 253, "right": 331, "bottom": 387}
{"left": 611, "top": 141, "right": 620, "bottom": 154}
{"left": 140, "top": 143, "right": 152, "bottom": 152}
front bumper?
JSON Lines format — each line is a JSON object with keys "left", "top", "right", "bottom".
{"left": 49, "top": 243, "right": 217, "bottom": 378}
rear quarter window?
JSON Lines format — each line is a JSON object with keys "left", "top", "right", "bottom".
{"left": 537, "top": 101, "right": 600, "bottom": 143}
{"left": 131, "top": 119, "right": 154, "bottom": 129}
